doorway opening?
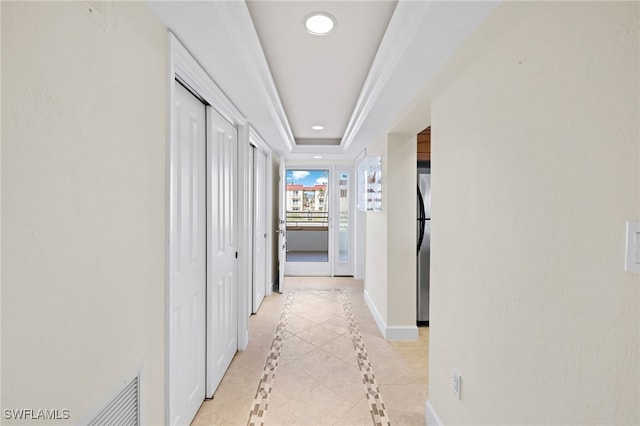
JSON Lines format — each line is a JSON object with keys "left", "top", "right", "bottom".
{"left": 285, "top": 169, "right": 329, "bottom": 263}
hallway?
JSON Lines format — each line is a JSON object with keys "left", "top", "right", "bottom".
{"left": 192, "top": 277, "right": 429, "bottom": 425}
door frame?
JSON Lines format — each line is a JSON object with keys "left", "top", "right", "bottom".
{"left": 247, "top": 133, "right": 273, "bottom": 313}
{"left": 167, "top": 33, "right": 250, "bottom": 420}
{"left": 332, "top": 165, "right": 356, "bottom": 276}
{"left": 249, "top": 128, "right": 273, "bottom": 299}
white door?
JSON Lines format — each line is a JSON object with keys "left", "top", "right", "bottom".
{"left": 206, "top": 105, "right": 238, "bottom": 397}
{"left": 247, "top": 147, "right": 254, "bottom": 315}
{"left": 283, "top": 167, "right": 332, "bottom": 277}
{"left": 253, "top": 148, "right": 267, "bottom": 311}
{"left": 170, "top": 81, "right": 206, "bottom": 425}
{"left": 277, "top": 159, "right": 286, "bottom": 291}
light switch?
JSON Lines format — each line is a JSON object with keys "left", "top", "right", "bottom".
{"left": 625, "top": 221, "right": 640, "bottom": 274}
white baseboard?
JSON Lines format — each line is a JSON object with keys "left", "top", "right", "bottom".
{"left": 426, "top": 400, "right": 443, "bottom": 426}
{"left": 364, "top": 289, "right": 386, "bottom": 336}
{"left": 363, "top": 290, "right": 419, "bottom": 340}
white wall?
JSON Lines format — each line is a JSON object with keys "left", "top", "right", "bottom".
{"left": 2, "top": 2, "right": 167, "bottom": 423}
{"left": 354, "top": 207, "right": 366, "bottom": 280}
{"left": 364, "top": 133, "right": 417, "bottom": 337}
{"left": 365, "top": 135, "right": 389, "bottom": 324}
{"left": 387, "top": 134, "right": 417, "bottom": 328}
{"left": 426, "top": 2, "right": 639, "bottom": 423}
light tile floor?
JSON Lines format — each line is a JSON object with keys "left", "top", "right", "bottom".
{"left": 192, "top": 277, "right": 429, "bottom": 425}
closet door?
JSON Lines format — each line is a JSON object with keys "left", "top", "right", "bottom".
{"left": 253, "top": 148, "right": 267, "bottom": 312}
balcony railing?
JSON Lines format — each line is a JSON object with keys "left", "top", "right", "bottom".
{"left": 286, "top": 211, "right": 329, "bottom": 229}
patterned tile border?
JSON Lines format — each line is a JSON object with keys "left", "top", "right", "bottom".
{"left": 339, "top": 290, "right": 391, "bottom": 426}
{"left": 247, "top": 289, "right": 390, "bottom": 426}
{"left": 247, "top": 291, "right": 295, "bottom": 426}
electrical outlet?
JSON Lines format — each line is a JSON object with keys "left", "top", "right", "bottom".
{"left": 452, "top": 369, "right": 461, "bottom": 400}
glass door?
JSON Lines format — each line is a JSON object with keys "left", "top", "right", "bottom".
{"left": 333, "top": 168, "right": 354, "bottom": 276}
{"left": 283, "top": 168, "right": 332, "bottom": 276}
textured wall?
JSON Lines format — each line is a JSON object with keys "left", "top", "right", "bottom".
{"left": 365, "top": 132, "right": 417, "bottom": 334}
{"left": 428, "top": 2, "right": 639, "bottom": 423}
{"left": 365, "top": 135, "right": 389, "bottom": 323}
{"left": 386, "top": 134, "right": 417, "bottom": 327}
{"left": 2, "top": 2, "right": 167, "bottom": 423}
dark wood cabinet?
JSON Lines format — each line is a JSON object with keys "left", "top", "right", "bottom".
{"left": 417, "top": 126, "right": 430, "bottom": 162}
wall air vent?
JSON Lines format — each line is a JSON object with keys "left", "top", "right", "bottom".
{"left": 87, "top": 373, "right": 140, "bottom": 426}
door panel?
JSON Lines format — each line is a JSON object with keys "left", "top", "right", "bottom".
{"left": 277, "top": 159, "right": 286, "bottom": 291}
{"left": 283, "top": 168, "right": 331, "bottom": 276}
{"left": 170, "top": 81, "right": 206, "bottom": 425}
{"left": 207, "top": 106, "right": 238, "bottom": 397}
{"left": 334, "top": 169, "right": 354, "bottom": 276}
{"left": 253, "top": 148, "right": 267, "bottom": 311}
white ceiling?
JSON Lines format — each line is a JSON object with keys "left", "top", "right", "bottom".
{"left": 146, "top": 0, "right": 501, "bottom": 160}
{"left": 246, "top": 1, "right": 397, "bottom": 142}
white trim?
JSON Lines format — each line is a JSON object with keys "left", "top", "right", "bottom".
{"left": 237, "top": 122, "right": 251, "bottom": 350}
{"left": 248, "top": 128, "right": 272, "bottom": 301}
{"left": 363, "top": 289, "right": 419, "bottom": 340}
{"left": 286, "top": 158, "right": 354, "bottom": 168}
{"left": 215, "top": 1, "right": 295, "bottom": 152}
{"left": 290, "top": 144, "right": 344, "bottom": 156}
{"left": 246, "top": 128, "right": 255, "bottom": 317}
{"left": 353, "top": 149, "right": 367, "bottom": 280}
{"left": 364, "top": 289, "right": 386, "bottom": 337}
{"left": 426, "top": 400, "right": 444, "bottom": 426}
{"left": 164, "top": 30, "right": 173, "bottom": 424}
{"left": 265, "top": 150, "right": 274, "bottom": 297}
{"left": 170, "top": 34, "right": 245, "bottom": 127}
{"left": 249, "top": 126, "right": 271, "bottom": 155}
{"left": 340, "top": 0, "right": 431, "bottom": 151}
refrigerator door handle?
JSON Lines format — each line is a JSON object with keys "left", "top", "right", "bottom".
{"left": 417, "top": 184, "right": 426, "bottom": 255}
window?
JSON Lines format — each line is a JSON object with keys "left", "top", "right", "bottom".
{"left": 285, "top": 169, "right": 329, "bottom": 228}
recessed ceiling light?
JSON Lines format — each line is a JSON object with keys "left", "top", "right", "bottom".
{"left": 304, "top": 12, "right": 335, "bottom": 36}
{"left": 311, "top": 125, "right": 324, "bottom": 131}
{"left": 313, "top": 155, "right": 323, "bottom": 159}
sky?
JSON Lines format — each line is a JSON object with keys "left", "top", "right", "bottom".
{"left": 286, "top": 169, "right": 329, "bottom": 187}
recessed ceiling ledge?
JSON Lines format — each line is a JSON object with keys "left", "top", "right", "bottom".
{"left": 215, "top": 1, "right": 296, "bottom": 152}
{"left": 340, "top": 0, "right": 431, "bottom": 151}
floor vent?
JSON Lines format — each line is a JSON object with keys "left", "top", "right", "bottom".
{"left": 88, "top": 374, "right": 140, "bottom": 426}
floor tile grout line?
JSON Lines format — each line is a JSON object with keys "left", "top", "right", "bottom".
{"left": 247, "top": 290, "right": 296, "bottom": 426}
{"left": 340, "top": 290, "right": 391, "bottom": 426}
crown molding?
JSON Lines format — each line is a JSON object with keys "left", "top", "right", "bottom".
{"left": 340, "top": 0, "right": 431, "bottom": 151}
{"left": 249, "top": 126, "right": 271, "bottom": 155}
{"left": 291, "top": 144, "right": 344, "bottom": 155}
{"left": 169, "top": 33, "right": 246, "bottom": 127}
{"left": 215, "top": 1, "right": 296, "bottom": 152}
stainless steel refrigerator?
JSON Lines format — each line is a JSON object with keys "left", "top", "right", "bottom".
{"left": 417, "top": 168, "right": 431, "bottom": 325}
